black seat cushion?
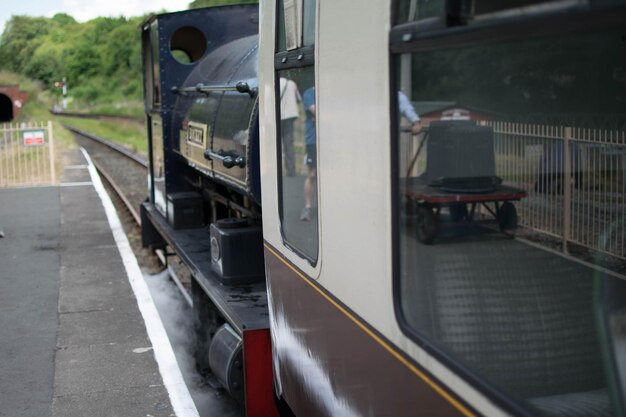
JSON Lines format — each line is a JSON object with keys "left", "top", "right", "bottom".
{"left": 529, "top": 388, "right": 611, "bottom": 417}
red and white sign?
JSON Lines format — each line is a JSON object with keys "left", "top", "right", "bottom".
{"left": 23, "top": 130, "right": 45, "bottom": 146}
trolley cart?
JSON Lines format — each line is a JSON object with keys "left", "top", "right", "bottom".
{"left": 402, "top": 177, "right": 526, "bottom": 244}
{"left": 400, "top": 121, "right": 526, "bottom": 244}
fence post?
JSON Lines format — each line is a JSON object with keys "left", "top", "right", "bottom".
{"left": 563, "top": 127, "right": 572, "bottom": 254}
{"left": 48, "top": 120, "right": 56, "bottom": 184}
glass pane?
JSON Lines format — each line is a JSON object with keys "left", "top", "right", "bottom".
{"left": 396, "top": 26, "right": 626, "bottom": 416}
{"left": 284, "top": 0, "right": 299, "bottom": 50}
{"left": 302, "top": 0, "right": 316, "bottom": 46}
{"left": 475, "top": 0, "right": 557, "bottom": 15}
{"left": 394, "top": 0, "right": 569, "bottom": 24}
{"left": 278, "top": 66, "right": 318, "bottom": 261}
{"left": 395, "top": 0, "right": 445, "bottom": 24}
{"left": 277, "top": 0, "right": 287, "bottom": 52}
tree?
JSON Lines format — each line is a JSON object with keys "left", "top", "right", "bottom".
{"left": 51, "top": 13, "right": 76, "bottom": 27}
{"left": 0, "top": 16, "right": 51, "bottom": 72}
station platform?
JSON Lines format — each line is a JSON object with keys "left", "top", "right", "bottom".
{"left": 0, "top": 148, "right": 193, "bottom": 417}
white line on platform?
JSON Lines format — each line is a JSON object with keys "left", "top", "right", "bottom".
{"left": 59, "top": 182, "right": 93, "bottom": 187}
{"left": 79, "top": 147, "right": 199, "bottom": 417}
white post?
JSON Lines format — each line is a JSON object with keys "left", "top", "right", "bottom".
{"left": 563, "top": 127, "right": 572, "bottom": 254}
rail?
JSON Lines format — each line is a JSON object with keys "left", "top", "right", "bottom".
{"left": 70, "top": 125, "right": 192, "bottom": 307}
{"left": 64, "top": 125, "right": 147, "bottom": 167}
{"left": 50, "top": 109, "right": 143, "bottom": 123}
{"left": 171, "top": 81, "right": 257, "bottom": 97}
{"left": 490, "top": 122, "right": 626, "bottom": 260}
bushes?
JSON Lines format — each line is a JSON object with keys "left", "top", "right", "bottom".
{"left": 0, "top": 14, "right": 144, "bottom": 113}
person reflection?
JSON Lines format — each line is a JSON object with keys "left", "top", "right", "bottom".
{"left": 398, "top": 91, "right": 422, "bottom": 135}
{"left": 279, "top": 77, "right": 302, "bottom": 177}
{"left": 300, "top": 86, "right": 316, "bottom": 221}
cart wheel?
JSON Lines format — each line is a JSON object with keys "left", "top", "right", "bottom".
{"left": 416, "top": 206, "right": 438, "bottom": 244}
{"left": 449, "top": 203, "right": 468, "bottom": 222}
{"left": 498, "top": 202, "right": 518, "bottom": 237}
{"left": 402, "top": 199, "right": 417, "bottom": 227}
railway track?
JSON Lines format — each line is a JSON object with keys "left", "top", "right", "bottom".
{"left": 52, "top": 110, "right": 144, "bottom": 124}
{"left": 66, "top": 125, "right": 195, "bottom": 306}
{"left": 66, "top": 124, "right": 240, "bottom": 416}
{"left": 65, "top": 125, "right": 147, "bottom": 225}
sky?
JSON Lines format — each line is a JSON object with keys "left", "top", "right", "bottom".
{"left": 0, "top": 0, "right": 190, "bottom": 34}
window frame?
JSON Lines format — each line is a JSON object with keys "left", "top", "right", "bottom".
{"left": 274, "top": 0, "right": 319, "bottom": 265}
{"left": 389, "top": 2, "right": 626, "bottom": 416}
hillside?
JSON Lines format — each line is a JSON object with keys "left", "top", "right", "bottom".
{"left": 0, "top": 70, "right": 146, "bottom": 154}
{"left": 0, "top": 14, "right": 145, "bottom": 115}
{"left": 0, "top": 0, "right": 256, "bottom": 116}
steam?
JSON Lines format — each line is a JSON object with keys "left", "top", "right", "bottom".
{"left": 143, "top": 269, "right": 241, "bottom": 417}
{"left": 144, "top": 270, "right": 203, "bottom": 385}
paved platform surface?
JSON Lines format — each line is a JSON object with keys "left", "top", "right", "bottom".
{"left": 0, "top": 149, "right": 174, "bottom": 417}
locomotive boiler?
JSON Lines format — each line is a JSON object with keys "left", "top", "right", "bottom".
{"left": 140, "top": 6, "right": 275, "bottom": 414}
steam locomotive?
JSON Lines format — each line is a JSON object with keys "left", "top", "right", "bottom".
{"left": 141, "top": 1, "right": 626, "bottom": 416}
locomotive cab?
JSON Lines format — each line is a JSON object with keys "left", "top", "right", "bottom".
{"left": 140, "top": 6, "right": 279, "bottom": 416}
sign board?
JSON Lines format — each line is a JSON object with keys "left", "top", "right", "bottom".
{"left": 23, "top": 129, "right": 46, "bottom": 146}
{"left": 187, "top": 121, "right": 207, "bottom": 147}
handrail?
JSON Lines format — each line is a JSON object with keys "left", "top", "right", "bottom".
{"left": 171, "top": 81, "right": 257, "bottom": 98}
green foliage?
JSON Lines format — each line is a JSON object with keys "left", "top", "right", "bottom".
{"left": 51, "top": 13, "right": 77, "bottom": 27}
{"left": 24, "top": 48, "right": 63, "bottom": 85}
{"left": 0, "top": 1, "right": 256, "bottom": 115}
{"left": 0, "top": 16, "right": 52, "bottom": 73}
{"left": 0, "top": 14, "right": 145, "bottom": 112}
{"left": 58, "top": 116, "right": 147, "bottom": 155}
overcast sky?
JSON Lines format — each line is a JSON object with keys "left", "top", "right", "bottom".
{"left": 0, "top": 0, "right": 190, "bottom": 34}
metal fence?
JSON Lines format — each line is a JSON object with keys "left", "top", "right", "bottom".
{"left": 490, "top": 122, "right": 625, "bottom": 259}
{"left": 400, "top": 121, "right": 626, "bottom": 260}
{"left": 0, "top": 121, "right": 56, "bottom": 188}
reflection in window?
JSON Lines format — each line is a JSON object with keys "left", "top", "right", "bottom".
{"left": 278, "top": 67, "right": 318, "bottom": 261}
{"left": 302, "top": 0, "right": 316, "bottom": 46}
{"left": 277, "top": 0, "right": 287, "bottom": 52}
{"left": 278, "top": 0, "right": 316, "bottom": 51}
{"left": 394, "top": 0, "right": 445, "bottom": 23}
{"left": 393, "top": 0, "right": 561, "bottom": 24}
{"left": 395, "top": 27, "right": 626, "bottom": 416}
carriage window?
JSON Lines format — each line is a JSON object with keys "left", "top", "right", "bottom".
{"left": 277, "top": 0, "right": 287, "bottom": 52}
{"left": 394, "top": 0, "right": 573, "bottom": 24}
{"left": 278, "top": 0, "right": 316, "bottom": 51}
{"left": 474, "top": 0, "right": 560, "bottom": 15}
{"left": 302, "top": 0, "right": 316, "bottom": 46}
{"left": 395, "top": 0, "right": 444, "bottom": 23}
{"left": 276, "top": 0, "right": 318, "bottom": 262}
{"left": 394, "top": 22, "right": 626, "bottom": 416}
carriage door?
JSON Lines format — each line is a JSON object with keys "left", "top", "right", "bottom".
{"left": 275, "top": 0, "right": 318, "bottom": 262}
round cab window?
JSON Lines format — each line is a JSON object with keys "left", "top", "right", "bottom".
{"left": 170, "top": 26, "right": 206, "bottom": 64}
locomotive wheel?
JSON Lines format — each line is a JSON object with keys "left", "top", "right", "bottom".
{"left": 498, "top": 202, "right": 518, "bottom": 237}
{"left": 192, "top": 279, "right": 221, "bottom": 375}
{"left": 416, "top": 206, "right": 438, "bottom": 244}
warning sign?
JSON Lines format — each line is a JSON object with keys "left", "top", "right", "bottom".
{"left": 23, "top": 130, "right": 46, "bottom": 146}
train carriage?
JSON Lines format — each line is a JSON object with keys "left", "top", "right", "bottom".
{"left": 141, "top": 1, "right": 626, "bottom": 416}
